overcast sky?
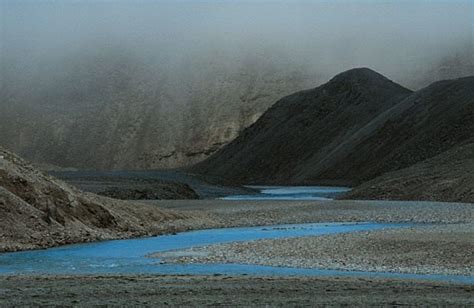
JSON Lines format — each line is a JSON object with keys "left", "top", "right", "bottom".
{"left": 1, "top": 0, "right": 473, "bottom": 85}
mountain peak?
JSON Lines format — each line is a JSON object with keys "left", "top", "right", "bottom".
{"left": 334, "top": 67, "right": 385, "bottom": 78}
{"left": 323, "top": 67, "right": 412, "bottom": 98}
{"left": 329, "top": 67, "right": 392, "bottom": 84}
{"left": 323, "top": 67, "right": 411, "bottom": 94}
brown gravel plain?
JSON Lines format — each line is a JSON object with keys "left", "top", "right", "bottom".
{"left": 0, "top": 275, "right": 472, "bottom": 306}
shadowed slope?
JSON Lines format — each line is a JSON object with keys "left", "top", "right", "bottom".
{"left": 295, "top": 76, "right": 474, "bottom": 184}
{"left": 192, "top": 68, "right": 412, "bottom": 184}
{"left": 342, "top": 142, "right": 474, "bottom": 203}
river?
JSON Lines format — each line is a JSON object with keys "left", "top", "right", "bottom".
{"left": 0, "top": 186, "right": 472, "bottom": 284}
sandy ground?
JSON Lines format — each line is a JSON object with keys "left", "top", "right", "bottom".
{"left": 0, "top": 275, "right": 472, "bottom": 306}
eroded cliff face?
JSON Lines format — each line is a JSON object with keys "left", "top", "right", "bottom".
{"left": 0, "top": 50, "right": 317, "bottom": 170}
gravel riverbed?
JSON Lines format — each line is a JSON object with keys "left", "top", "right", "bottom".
{"left": 154, "top": 199, "right": 474, "bottom": 226}
{"left": 153, "top": 223, "right": 474, "bottom": 276}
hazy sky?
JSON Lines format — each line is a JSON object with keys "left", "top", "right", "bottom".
{"left": 1, "top": 0, "right": 473, "bottom": 85}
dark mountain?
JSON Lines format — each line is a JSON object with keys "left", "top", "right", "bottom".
{"left": 314, "top": 76, "right": 474, "bottom": 184}
{"left": 192, "top": 70, "right": 474, "bottom": 191}
{"left": 191, "top": 68, "right": 413, "bottom": 184}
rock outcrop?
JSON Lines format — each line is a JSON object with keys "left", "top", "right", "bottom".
{"left": 0, "top": 147, "right": 195, "bottom": 252}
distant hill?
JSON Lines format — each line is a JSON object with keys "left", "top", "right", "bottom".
{"left": 0, "top": 147, "right": 195, "bottom": 252}
{"left": 192, "top": 69, "right": 474, "bottom": 202}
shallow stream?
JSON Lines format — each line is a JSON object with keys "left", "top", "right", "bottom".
{"left": 221, "top": 186, "right": 351, "bottom": 200}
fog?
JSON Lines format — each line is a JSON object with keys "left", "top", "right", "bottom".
{"left": 2, "top": 0, "right": 473, "bottom": 85}
{"left": 0, "top": 0, "right": 473, "bottom": 169}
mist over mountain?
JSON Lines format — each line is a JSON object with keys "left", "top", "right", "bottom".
{"left": 1, "top": 0, "right": 473, "bottom": 170}
{"left": 1, "top": 44, "right": 315, "bottom": 169}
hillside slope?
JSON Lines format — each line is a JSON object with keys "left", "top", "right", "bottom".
{"left": 193, "top": 70, "right": 474, "bottom": 189}
{"left": 192, "top": 68, "right": 412, "bottom": 184}
{"left": 342, "top": 142, "right": 474, "bottom": 203}
{"left": 310, "top": 76, "right": 474, "bottom": 184}
{"left": 0, "top": 147, "right": 199, "bottom": 252}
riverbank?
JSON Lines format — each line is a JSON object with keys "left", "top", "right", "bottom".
{"left": 1, "top": 275, "right": 472, "bottom": 306}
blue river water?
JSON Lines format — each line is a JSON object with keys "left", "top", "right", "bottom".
{"left": 0, "top": 221, "right": 472, "bottom": 284}
{"left": 222, "top": 186, "right": 351, "bottom": 200}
